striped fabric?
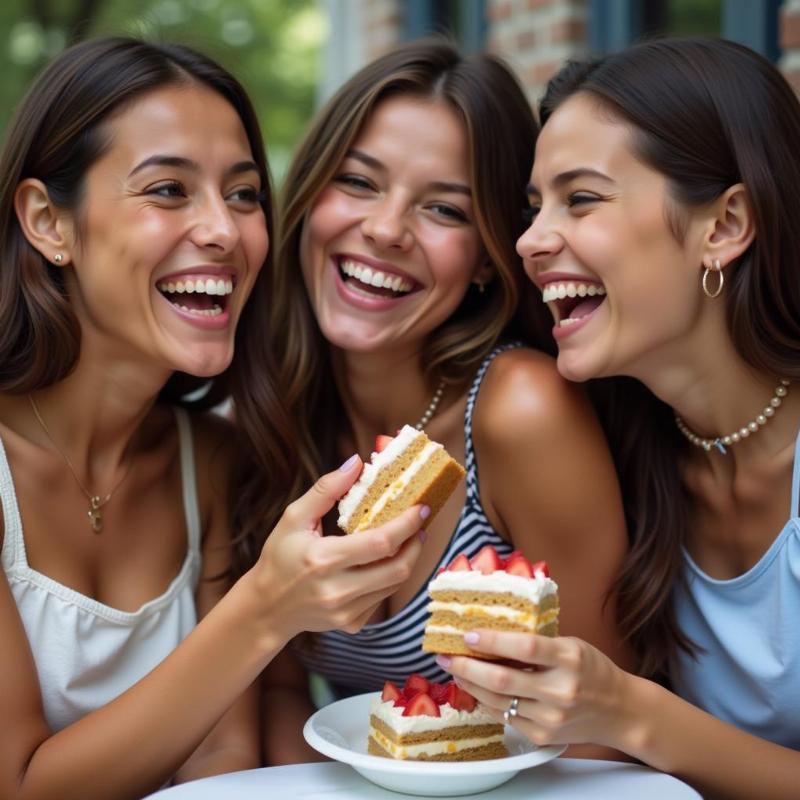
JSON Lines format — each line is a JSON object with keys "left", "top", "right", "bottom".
{"left": 295, "top": 344, "right": 520, "bottom": 696}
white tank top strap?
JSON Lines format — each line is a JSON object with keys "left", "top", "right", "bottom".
{"left": 0, "top": 435, "right": 26, "bottom": 572}
{"left": 172, "top": 406, "right": 201, "bottom": 557}
{"left": 791, "top": 425, "right": 800, "bottom": 519}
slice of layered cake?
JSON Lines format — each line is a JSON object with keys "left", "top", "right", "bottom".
{"left": 368, "top": 674, "right": 507, "bottom": 761}
{"left": 337, "top": 425, "right": 465, "bottom": 534}
{"left": 422, "top": 546, "right": 559, "bottom": 657}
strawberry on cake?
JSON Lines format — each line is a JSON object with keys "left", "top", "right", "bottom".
{"left": 422, "top": 546, "right": 559, "bottom": 657}
{"left": 337, "top": 425, "right": 465, "bottom": 535}
{"left": 368, "top": 674, "right": 507, "bottom": 761}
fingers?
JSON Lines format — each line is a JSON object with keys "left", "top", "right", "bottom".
{"left": 452, "top": 630, "right": 566, "bottom": 669}
{"left": 321, "top": 505, "right": 428, "bottom": 569}
{"left": 438, "top": 654, "right": 545, "bottom": 702}
{"left": 284, "top": 456, "right": 363, "bottom": 528}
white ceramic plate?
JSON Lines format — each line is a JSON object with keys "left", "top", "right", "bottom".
{"left": 303, "top": 692, "right": 565, "bottom": 797}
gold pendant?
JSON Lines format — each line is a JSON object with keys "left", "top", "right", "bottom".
{"left": 88, "top": 496, "right": 103, "bottom": 533}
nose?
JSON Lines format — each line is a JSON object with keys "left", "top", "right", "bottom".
{"left": 190, "top": 192, "right": 241, "bottom": 253}
{"left": 516, "top": 209, "right": 564, "bottom": 265}
{"left": 360, "top": 195, "right": 413, "bottom": 251}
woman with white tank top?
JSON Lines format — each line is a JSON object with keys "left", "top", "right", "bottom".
{"left": 438, "top": 38, "right": 800, "bottom": 800}
{"left": 0, "top": 38, "right": 424, "bottom": 800}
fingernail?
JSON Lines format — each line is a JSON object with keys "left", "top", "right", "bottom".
{"left": 419, "top": 529, "right": 427, "bottom": 543}
{"left": 435, "top": 655, "right": 451, "bottom": 669}
{"left": 419, "top": 505, "right": 431, "bottom": 520}
{"left": 339, "top": 454, "right": 359, "bottom": 471}
{"left": 464, "top": 632, "right": 480, "bottom": 645}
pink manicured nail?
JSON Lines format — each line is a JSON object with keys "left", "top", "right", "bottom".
{"left": 436, "top": 655, "right": 452, "bottom": 669}
{"left": 339, "top": 454, "right": 359, "bottom": 471}
{"left": 419, "top": 505, "right": 431, "bottom": 520}
{"left": 419, "top": 530, "right": 427, "bottom": 543}
{"left": 464, "top": 632, "right": 480, "bottom": 645}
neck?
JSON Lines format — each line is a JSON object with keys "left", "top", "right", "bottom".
{"left": 332, "top": 346, "right": 438, "bottom": 455}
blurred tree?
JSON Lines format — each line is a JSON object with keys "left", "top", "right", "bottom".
{"left": 1, "top": 0, "right": 325, "bottom": 176}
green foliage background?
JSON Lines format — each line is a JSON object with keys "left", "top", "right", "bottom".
{"left": 0, "top": 0, "right": 325, "bottom": 177}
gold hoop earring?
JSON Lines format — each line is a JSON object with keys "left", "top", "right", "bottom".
{"left": 702, "top": 258, "right": 723, "bottom": 298}
{"left": 53, "top": 253, "right": 63, "bottom": 264}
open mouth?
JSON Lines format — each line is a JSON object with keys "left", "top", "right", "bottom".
{"left": 337, "top": 258, "right": 417, "bottom": 300}
{"left": 156, "top": 276, "right": 234, "bottom": 318}
{"left": 542, "top": 281, "right": 606, "bottom": 328}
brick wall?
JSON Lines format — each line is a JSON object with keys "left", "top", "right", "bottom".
{"left": 362, "top": 0, "right": 403, "bottom": 61}
{"left": 485, "top": 0, "right": 588, "bottom": 105}
{"left": 781, "top": 0, "right": 800, "bottom": 92}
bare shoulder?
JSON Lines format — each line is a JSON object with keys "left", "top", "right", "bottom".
{"left": 474, "top": 346, "right": 601, "bottom": 451}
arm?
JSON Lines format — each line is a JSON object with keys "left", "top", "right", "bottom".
{"left": 174, "top": 417, "right": 260, "bottom": 782}
{"left": 440, "top": 632, "right": 800, "bottom": 800}
{"left": 0, "top": 457, "right": 425, "bottom": 800}
{"left": 474, "top": 349, "right": 635, "bottom": 758}
{"left": 261, "top": 646, "right": 324, "bottom": 765}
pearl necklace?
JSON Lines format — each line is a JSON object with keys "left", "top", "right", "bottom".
{"left": 415, "top": 379, "right": 446, "bottom": 430}
{"left": 675, "top": 379, "right": 790, "bottom": 455}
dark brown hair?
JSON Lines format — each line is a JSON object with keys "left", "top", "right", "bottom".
{"left": 0, "top": 36, "right": 274, "bottom": 411}
{"left": 231, "top": 39, "right": 548, "bottom": 573}
{"left": 541, "top": 37, "right": 800, "bottom": 680}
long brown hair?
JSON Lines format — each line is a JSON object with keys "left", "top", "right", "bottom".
{"left": 0, "top": 36, "right": 274, "bottom": 412}
{"left": 231, "top": 39, "right": 547, "bottom": 574}
{"left": 541, "top": 37, "right": 800, "bottom": 680}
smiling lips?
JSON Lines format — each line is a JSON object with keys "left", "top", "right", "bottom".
{"left": 338, "top": 258, "right": 415, "bottom": 298}
{"left": 541, "top": 280, "right": 607, "bottom": 329}
{"left": 156, "top": 276, "right": 234, "bottom": 318}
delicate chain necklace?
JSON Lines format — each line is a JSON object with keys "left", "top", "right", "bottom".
{"left": 28, "top": 394, "right": 134, "bottom": 533}
{"left": 414, "top": 379, "right": 446, "bottom": 430}
{"left": 675, "top": 379, "right": 790, "bottom": 455}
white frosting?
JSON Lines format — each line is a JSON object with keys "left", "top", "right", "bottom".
{"left": 428, "top": 569, "right": 558, "bottom": 603}
{"left": 370, "top": 697, "right": 496, "bottom": 734}
{"left": 338, "top": 424, "right": 425, "bottom": 527}
{"left": 427, "top": 600, "right": 556, "bottom": 627}
{"left": 368, "top": 441, "right": 440, "bottom": 518}
{"left": 369, "top": 726, "right": 504, "bottom": 758}
{"left": 425, "top": 609, "right": 559, "bottom": 636}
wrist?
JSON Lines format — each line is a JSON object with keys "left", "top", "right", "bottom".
{"left": 612, "top": 672, "right": 661, "bottom": 762}
{"left": 227, "top": 571, "right": 291, "bottom": 661}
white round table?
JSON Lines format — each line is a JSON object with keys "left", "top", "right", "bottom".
{"left": 147, "top": 759, "right": 701, "bottom": 799}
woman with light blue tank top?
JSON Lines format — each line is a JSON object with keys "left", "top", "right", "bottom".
{"left": 257, "top": 38, "right": 634, "bottom": 767}
{"left": 436, "top": 37, "right": 800, "bottom": 800}
{"left": 0, "top": 37, "right": 427, "bottom": 800}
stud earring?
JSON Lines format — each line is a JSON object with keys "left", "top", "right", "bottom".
{"left": 702, "top": 258, "right": 723, "bottom": 298}
{"left": 53, "top": 253, "right": 63, "bottom": 264}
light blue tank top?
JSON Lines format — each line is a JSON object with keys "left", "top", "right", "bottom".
{"left": 671, "top": 428, "right": 800, "bottom": 750}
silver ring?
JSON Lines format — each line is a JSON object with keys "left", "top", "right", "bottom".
{"left": 502, "top": 696, "right": 519, "bottom": 724}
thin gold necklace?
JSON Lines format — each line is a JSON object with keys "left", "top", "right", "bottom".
{"left": 28, "top": 394, "right": 133, "bottom": 533}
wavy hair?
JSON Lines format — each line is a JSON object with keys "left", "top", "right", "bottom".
{"left": 231, "top": 39, "right": 548, "bottom": 574}
{"left": 540, "top": 37, "right": 800, "bottom": 680}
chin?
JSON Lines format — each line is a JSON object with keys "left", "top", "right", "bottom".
{"left": 555, "top": 350, "right": 599, "bottom": 384}
{"left": 176, "top": 347, "right": 235, "bottom": 378}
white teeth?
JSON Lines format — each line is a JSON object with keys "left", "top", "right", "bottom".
{"left": 541, "top": 282, "right": 606, "bottom": 303}
{"left": 558, "top": 317, "right": 582, "bottom": 327}
{"left": 176, "top": 304, "right": 223, "bottom": 317}
{"left": 157, "top": 278, "right": 234, "bottom": 297}
{"left": 339, "top": 259, "right": 413, "bottom": 293}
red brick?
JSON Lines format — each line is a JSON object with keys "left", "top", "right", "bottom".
{"left": 527, "top": 0, "right": 554, "bottom": 9}
{"left": 530, "top": 60, "right": 563, "bottom": 86}
{"left": 517, "top": 30, "right": 537, "bottom": 51}
{"left": 783, "top": 68, "right": 800, "bottom": 95}
{"left": 781, "top": 10, "right": 800, "bottom": 49}
{"left": 488, "top": 0, "right": 513, "bottom": 21}
{"left": 551, "top": 18, "right": 588, "bottom": 44}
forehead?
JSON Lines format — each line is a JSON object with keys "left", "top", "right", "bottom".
{"left": 98, "top": 83, "right": 253, "bottom": 169}
{"left": 532, "top": 93, "right": 637, "bottom": 187}
{"left": 352, "top": 94, "right": 469, "bottom": 176}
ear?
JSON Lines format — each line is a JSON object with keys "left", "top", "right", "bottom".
{"left": 14, "top": 179, "right": 74, "bottom": 267}
{"left": 702, "top": 183, "right": 755, "bottom": 272}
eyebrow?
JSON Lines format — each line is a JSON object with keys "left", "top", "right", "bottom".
{"left": 347, "top": 149, "right": 471, "bottom": 196}
{"left": 128, "top": 155, "right": 260, "bottom": 179}
{"left": 528, "top": 167, "right": 616, "bottom": 195}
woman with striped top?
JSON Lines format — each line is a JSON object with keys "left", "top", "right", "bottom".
{"left": 233, "top": 39, "right": 634, "bottom": 765}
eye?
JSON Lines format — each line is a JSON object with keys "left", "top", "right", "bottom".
{"left": 522, "top": 204, "right": 540, "bottom": 223}
{"left": 334, "top": 174, "right": 375, "bottom": 192}
{"left": 427, "top": 203, "right": 468, "bottom": 223}
{"left": 567, "top": 193, "right": 600, "bottom": 208}
{"left": 227, "top": 186, "right": 264, "bottom": 206}
{"left": 146, "top": 181, "right": 186, "bottom": 199}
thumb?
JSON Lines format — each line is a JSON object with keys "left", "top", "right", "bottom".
{"left": 289, "top": 454, "right": 363, "bottom": 528}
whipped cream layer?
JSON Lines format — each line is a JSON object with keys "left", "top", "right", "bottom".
{"left": 427, "top": 601, "right": 559, "bottom": 629}
{"left": 369, "top": 697, "right": 496, "bottom": 734}
{"left": 425, "top": 608, "right": 559, "bottom": 636}
{"left": 338, "top": 424, "right": 425, "bottom": 528}
{"left": 428, "top": 570, "right": 558, "bottom": 603}
{"left": 369, "top": 725, "right": 504, "bottom": 759}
